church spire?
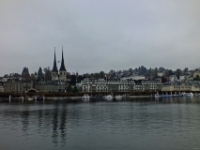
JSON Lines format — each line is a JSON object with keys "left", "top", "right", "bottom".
{"left": 59, "top": 46, "right": 66, "bottom": 71}
{"left": 52, "top": 47, "right": 58, "bottom": 72}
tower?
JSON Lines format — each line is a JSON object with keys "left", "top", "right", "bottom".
{"left": 59, "top": 46, "right": 67, "bottom": 81}
{"left": 51, "top": 47, "right": 58, "bottom": 81}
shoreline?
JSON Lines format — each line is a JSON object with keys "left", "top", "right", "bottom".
{"left": 0, "top": 95, "right": 154, "bottom": 102}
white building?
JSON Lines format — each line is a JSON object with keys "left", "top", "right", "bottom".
{"left": 169, "top": 75, "right": 178, "bottom": 82}
{"left": 0, "top": 82, "right": 4, "bottom": 92}
{"left": 158, "top": 72, "right": 165, "bottom": 77}
{"left": 81, "top": 78, "right": 162, "bottom": 92}
{"left": 121, "top": 75, "right": 146, "bottom": 81}
{"left": 162, "top": 83, "right": 200, "bottom": 92}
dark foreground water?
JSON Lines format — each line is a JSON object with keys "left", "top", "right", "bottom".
{"left": 1, "top": 97, "right": 200, "bottom": 150}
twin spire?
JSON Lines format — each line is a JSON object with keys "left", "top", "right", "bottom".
{"left": 52, "top": 46, "right": 66, "bottom": 72}
{"left": 59, "top": 47, "right": 66, "bottom": 71}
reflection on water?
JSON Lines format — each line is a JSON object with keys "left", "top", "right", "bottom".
{"left": 0, "top": 97, "right": 200, "bottom": 150}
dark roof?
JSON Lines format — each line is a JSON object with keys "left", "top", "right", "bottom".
{"left": 52, "top": 50, "right": 58, "bottom": 72}
{"left": 59, "top": 48, "right": 66, "bottom": 71}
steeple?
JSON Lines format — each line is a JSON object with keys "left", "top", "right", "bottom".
{"left": 52, "top": 47, "right": 58, "bottom": 72}
{"left": 59, "top": 46, "right": 66, "bottom": 71}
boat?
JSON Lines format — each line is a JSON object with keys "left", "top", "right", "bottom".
{"left": 28, "top": 97, "right": 34, "bottom": 101}
{"left": 173, "top": 92, "right": 181, "bottom": 97}
{"left": 155, "top": 92, "right": 160, "bottom": 98}
{"left": 183, "top": 92, "right": 194, "bottom": 97}
{"left": 104, "top": 94, "right": 113, "bottom": 101}
{"left": 35, "top": 95, "right": 43, "bottom": 101}
{"left": 162, "top": 92, "right": 171, "bottom": 98}
{"left": 82, "top": 94, "right": 90, "bottom": 101}
{"left": 115, "top": 95, "right": 122, "bottom": 101}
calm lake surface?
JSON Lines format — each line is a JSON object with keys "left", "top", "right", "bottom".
{"left": 1, "top": 97, "right": 200, "bottom": 150}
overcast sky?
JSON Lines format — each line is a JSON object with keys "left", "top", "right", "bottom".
{"left": 0, "top": 0, "right": 200, "bottom": 76}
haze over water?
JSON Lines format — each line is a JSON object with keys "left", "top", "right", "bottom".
{"left": 0, "top": 97, "right": 200, "bottom": 150}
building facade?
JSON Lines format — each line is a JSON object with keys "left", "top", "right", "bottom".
{"left": 35, "top": 81, "right": 66, "bottom": 92}
{"left": 0, "top": 82, "right": 4, "bottom": 92}
{"left": 193, "top": 71, "right": 200, "bottom": 79}
{"left": 162, "top": 83, "right": 200, "bottom": 92}
{"left": 3, "top": 79, "right": 33, "bottom": 93}
{"left": 136, "top": 80, "right": 162, "bottom": 91}
{"left": 81, "top": 78, "right": 162, "bottom": 92}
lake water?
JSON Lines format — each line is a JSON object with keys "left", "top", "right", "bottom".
{"left": 0, "top": 97, "right": 200, "bottom": 150}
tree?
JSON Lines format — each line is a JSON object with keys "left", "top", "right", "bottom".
{"left": 67, "top": 85, "right": 72, "bottom": 92}
{"left": 168, "top": 69, "right": 174, "bottom": 76}
{"left": 164, "top": 70, "right": 169, "bottom": 77}
{"left": 37, "top": 67, "right": 44, "bottom": 81}
{"left": 43, "top": 67, "right": 51, "bottom": 81}
{"left": 84, "top": 73, "right": 90, "bottom": 78}
{"left": 128, "top": 68, "right": 133, "bottom": 74}
{"left": 109, "top": 70, "right": 115, "bottom": 78}
{"left": 93, "top": 73, "right": 100, "bottom": 79}
{"left": 138, "top": 66, "right": 141, "bottom": 74}
{"left": 99, "top": 71, "right": 105, "bottom": 78}
{"left": 159, "top": 67, "right": 166, "bottom": 72}
{"left": 30, "top": 74, "right": 36, "bottom": 81}
{"left": 148, "top": 68, "right": 152, "bottom": 76}
{"left": 73, "top": 86, "right": 78, "bottom": 92}
{"left": 175, "top": 69, "right": 182, "bottom": 79}
{"left": 194, "top": 75, "right": 200, "bottom": 81}
{"left": 70, "top": 75, "right": 76, "bottom": 85}
{"left": 153, "top": 67, "right": 158, "bottom": 78}
{"left": 183, "top": 67, "right": 189, "bottom": 73}
{"left": 161, "top": 76, "right": 168, "bottom": 83}
{"left": 22, "top": 67, "right": 31, "bottom": 79}
{"left": 4, "top": 74, "right": 9, "bottom": 78}
{"left": 140, "top": 66, "right": 147, "bottom": 75}
{"left": 77, "top": 75, "right": 84, "bottom": 83}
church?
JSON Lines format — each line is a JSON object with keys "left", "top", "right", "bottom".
{"left": 51, "top": 47, "right": 67, "bottom": 82}
{"left": 34, "top": 47, "right": 68, "bottom": 92}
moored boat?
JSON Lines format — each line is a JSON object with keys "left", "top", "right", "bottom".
{"left": 104, "top": 95, "right": 113, "bottom": 101}
{"left": 115, "top": 95, "right": 122, "bottom": 101}
{"left": 183, "top": 92, "right": 194, "bottom": 97}
{"left": 28, "top": 97, "right": 34, "bottom": 101}
{"left": 155, "top": 92, "right": 160, "bottom": 98}
{"left": 82, "top": 94, "right": 90, "bottom": 101}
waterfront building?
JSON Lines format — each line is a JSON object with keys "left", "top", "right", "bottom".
{"left": 193, "top": 70, "right": 200, "bottom": 79}
{"left": 162, "top": 83, "right": 200, "bottom": 92}
{"left": 81, "top": 78, "right": 134, "bottom": 92}
{"left": 3, "top": 79, "right": 33, "bottom": 93}
{"left": 0, "top": 82, "right": 4, "bottom": 92}
{"left": 81, "top": 78, "right": 162, "bottom": 92}
{"left": 35, "top": 81, "right": 66, "bottom": 92}
{"left": 169, "top": 75, "right": 178, "bottom": 82}
{"left": 179, "top": 75, "right": 186, "bottom": 81}
{"left": 133, "top": 80, "right": 162, "bottom": 91}
{"left": 121, "top": 75, "right": 145, "bottom": 81}
{"left": 157, "top": 72, "right": 165, "bottom": 77}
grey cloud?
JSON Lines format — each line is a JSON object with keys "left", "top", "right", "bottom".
{"left": 0, "top": 0, "right": 200, "bottom": 76}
